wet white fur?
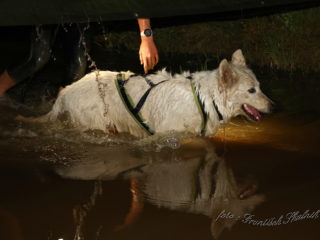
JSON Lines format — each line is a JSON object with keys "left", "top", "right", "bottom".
{"left": 39, "top": 50, "right": 271, "bottom": 138}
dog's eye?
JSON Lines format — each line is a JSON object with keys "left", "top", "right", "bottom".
{"left": 248, "top": 88, "right": 256, "bottom": 94}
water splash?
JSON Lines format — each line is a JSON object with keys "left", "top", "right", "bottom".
{"left": 77, "top": 21, "right": 110, "bottom": 121}
{"left": 159, "top": 135, "right": 181, "bottom": 149}
{"left": 98, "top": 17, "right": 108, "bottom": 43}
{"left": 133, "top": 132, "right": 191, "bottom": 152}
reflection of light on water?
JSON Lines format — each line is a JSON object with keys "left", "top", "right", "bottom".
{"left": 214, "top": 115, "right": 320, "bottom": 154}
{"left": 214, "top": 119, "right": 267, "bottom": 143}
{"left": 214, "top": 117, "right": 296, "bottom": 152}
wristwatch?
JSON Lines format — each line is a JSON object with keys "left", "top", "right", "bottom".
{"left": 140, "top": 29, "right": 153, "bottom": 37}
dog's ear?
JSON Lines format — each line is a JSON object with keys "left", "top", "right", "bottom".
{"left": 218, "top": 59, "right": 238, "bottom": 91}
{"left": 231, "top": 49, "right": 246, "bottom": 67}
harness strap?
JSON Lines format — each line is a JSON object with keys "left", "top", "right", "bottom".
{"left": 213, "top": 100, "right": 224, "bottom": 121}
{"left": 134, "top": 77, "right": 167, "bottom": 114}
{"left": 187, "top": 75, "right": 224, "bottom": 136}
{"left": 115, "top": 73, "right": 166, "bottom": 135}
{"left": 116, "top": 73, "right": 223, "bottom": 137}
{"left": 189, "top": 78, "right": 209, "bottom": 136}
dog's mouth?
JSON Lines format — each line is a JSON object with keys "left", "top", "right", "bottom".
{"left": 242, "top": 104, "right": 262, "bottom": 122}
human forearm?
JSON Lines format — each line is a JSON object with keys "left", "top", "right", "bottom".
{"left": 137, "top": 18, "right": 159, "bottom": 73}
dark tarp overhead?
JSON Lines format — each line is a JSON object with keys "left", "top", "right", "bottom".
{"left": 0, "top": 0, "right": 319, "bottom": 26}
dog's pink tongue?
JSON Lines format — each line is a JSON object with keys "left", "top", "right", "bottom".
{"left": 245, "top": 104, "right": 261, "bottom": 121}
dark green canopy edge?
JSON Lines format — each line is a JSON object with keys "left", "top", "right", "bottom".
{"left": 0, "top": 0, "right": 319, "bottom": 26}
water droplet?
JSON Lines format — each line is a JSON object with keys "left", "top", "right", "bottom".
{"left": 166, "top": 137, "right": 180, "bottom": 149}
{"left": 158, "top": 136, "right": 180, "bottom": 149}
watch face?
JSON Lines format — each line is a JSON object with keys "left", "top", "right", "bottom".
{"left": 144, "top": 29, "right": 152, "bottom": 37}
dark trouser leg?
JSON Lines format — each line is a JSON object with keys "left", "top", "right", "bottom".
{"left": 7, "top": 25, "right": 55, "bottom": 84}
{"left": 62, "top": 24, "right": 89, "bottom": 86}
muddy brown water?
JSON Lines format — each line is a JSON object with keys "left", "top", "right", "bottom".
{"left": 0, "top": 103, "right": 319, "bottom": 240}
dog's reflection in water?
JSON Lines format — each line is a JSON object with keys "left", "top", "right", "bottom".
{"left": 56, "top": 138, "right": 264, "bottom": 238}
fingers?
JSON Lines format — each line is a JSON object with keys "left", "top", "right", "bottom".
{"left": 139, "top": 50, "right": 143, "bottom": 65}
{"left": 144, "top": 61, "right": 148, "bottom": 74}
{"left": 141, "top": 54, "right": 159, "bottom": 74}
{"left": 139, "top": 40, "right": 159, "bottom": 74}
{"left": 154, "top": 52, "right": 159, "bottom": 65}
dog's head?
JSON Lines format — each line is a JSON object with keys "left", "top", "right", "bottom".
{"left": 217, "top": 49, "right": 272, "bottom": 122}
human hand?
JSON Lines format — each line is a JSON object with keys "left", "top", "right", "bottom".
{"left": 139, "top": 37, "right": 159, "bottom": 74}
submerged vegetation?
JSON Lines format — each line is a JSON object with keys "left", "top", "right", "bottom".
{"left": 103, "top": 7, "right": 320, "bottom": 72}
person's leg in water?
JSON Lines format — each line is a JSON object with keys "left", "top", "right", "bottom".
{"left": 0, "top": 26, "right": 55, "bottom": 96}
{"left": 61, "top": 23, "right": 89, "bottom": 87}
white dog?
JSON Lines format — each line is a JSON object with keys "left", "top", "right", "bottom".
{"left": 30, "top": 49, "right": 271, "bottom": 138}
